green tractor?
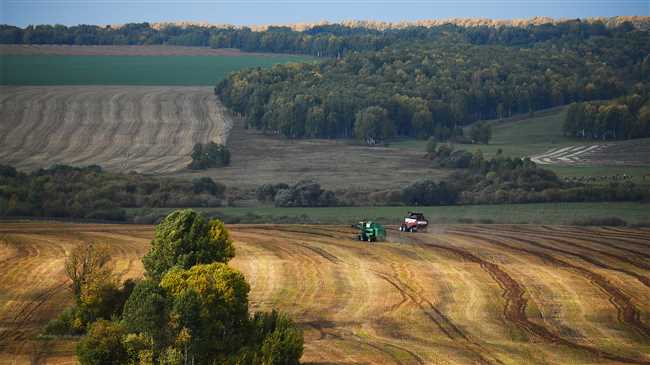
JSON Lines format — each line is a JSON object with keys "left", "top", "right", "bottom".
{"left": 355, "top": 221, "right": 386, "bottom": 242}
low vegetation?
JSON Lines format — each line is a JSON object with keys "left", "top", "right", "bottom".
{"left": 256, "top": 180, "right": 337, "bottom": 207}
{"left": 0, "top": 164, "right": 225, "bottom": 221}
{"left": 188, "top": 142, "right": 231, "bottom": 170}
{"left": 48, "top": 210, "right": 303, "bottom": 364}
{"left": 406, "top": 152, "right": 650, "bottom": 206}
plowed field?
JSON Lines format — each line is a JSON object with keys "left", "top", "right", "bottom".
{"left": 1, "top": 222, "right": 649, "bottom": 364}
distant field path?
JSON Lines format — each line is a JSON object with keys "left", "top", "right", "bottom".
{"left": 0, "top": 86, "right": 231, "bottom": 173}
{"left": 1, "top": 223, "right": 649, "bottom": 364}
{"left": 531, "top": 140, "right": 650, "bottom": 166}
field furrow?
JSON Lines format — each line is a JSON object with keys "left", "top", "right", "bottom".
{"left": 1, "top": 223, "right": 649, "bottom": 364}
{"left": 0, "top": 86, "right": 231, "bottom": 173}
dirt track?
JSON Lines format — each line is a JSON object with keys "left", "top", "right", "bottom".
{"left": 1, "top": 223, "right": 649, "bottom": 364}
{"left": 0, "top": 86, "right": 230, "bottom": 173}
{"left": 531, "top": 139, "right": 650, "bottom": 166}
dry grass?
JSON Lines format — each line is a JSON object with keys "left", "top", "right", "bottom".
{"left": 0, "top": 86, "right": 230, "bottom": 173}
{"left": 173, "top": 117, "right": 451, "bottom": 190}
{"left": 0, "top": 222, "right": 649, "bottom": 364}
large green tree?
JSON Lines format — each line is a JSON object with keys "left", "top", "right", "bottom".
{"left": 354, "top": 106, "right": 393, "bottom": 144}
{"left": 143, "top": 209, "right": 235, "bottom": 281}
{"left": 160, "top": 263, "right": 251, "bottom": 363}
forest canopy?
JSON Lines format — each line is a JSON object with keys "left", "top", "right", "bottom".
{"left": 216, "top": 31, "right": 649, "bottom": 142}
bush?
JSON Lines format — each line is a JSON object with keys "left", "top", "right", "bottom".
{"left": 192, "top": 177, "right": 226, "bottom": 197}
{"left": 425, "top": 137, "right": 437, "bottom": 154}
{"left": 188, "top": 142, "right": 231, "bottom": 170}
{"left": 272, "top": 180, "right": 337, "bottom": 207}
{"left": 76, "top": 320, "right": 129, "bottom": 365}
{"left": 401, "top": 180, "right": 458, "bottom": 205}
{"left": 256, "top": 183, "right": 290, "bottom": 203}
{"left": 44, "top": 307, "right": 84, "bottom": 336}
{"left": 256, "top": 312, "right": 303, "bottom": 365}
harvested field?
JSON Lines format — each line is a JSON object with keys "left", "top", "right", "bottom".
{"left": 0, "top": 44, "right": 287, "bottom": 57}
{"left": 0, "top": 86, "right": 229, "bottom": 173}
{"left": 173, "top": 117, "right": 451, "bottom": 190}
{"left": 531, "top": 140, "right": 650, "bottom": 166}
{"left": 1, "top": 222, "right": 649, "bottom": 364}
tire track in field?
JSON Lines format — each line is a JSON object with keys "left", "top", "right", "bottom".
{"left": 538, "top": 225, "right": 650, "bottom": 250}
{"left": 468, "top": 227, "right": 650, "bottom": 288}
{"left": 408, "top": 232, "right": 650, "bottom": 365}
{"left": 535, "top": 226, "right": 650, "bottom": 262}
{"left": 451, "top": 230, "right": 650, "bottom": 341}
{"left": 267, "top": 226, "right": 502, "bottom": 365}
{"left": 234, "top": 229, "right": 427, "bottom": 365}
{"left": 530, "top": 226, "right": 650, "bottom": 267}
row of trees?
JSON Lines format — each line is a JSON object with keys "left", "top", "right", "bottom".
{"left": 49, "top": 210, "right": 303, "bottom": 364}
{"left": 400, "top": 150, "right": 650, "bottom": 206}
{"left": 0, "top": 164, "right": 226, "bottom": 220}
{"left": 216, "top": 32, "right": 648, "bottom": 142}
{"left": 0, "top": 20, "right": 637, "bottom": 56}
{"left": 256, "top": 180, "right": 337, "bottom": 207}
{"left": 564, "top": 85, "right": 650, "bottom": 140}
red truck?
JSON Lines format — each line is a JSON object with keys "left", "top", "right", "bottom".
{"left": 399, "top": 212, "right": 429, "bottom": 232}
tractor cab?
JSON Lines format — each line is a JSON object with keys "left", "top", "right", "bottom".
{"left": 399, "top": 212, "right": 429, "bottom": 232}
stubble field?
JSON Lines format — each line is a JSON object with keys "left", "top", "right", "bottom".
{"left": 1, "top": 222, "right": 649, "bottom": 364}
{"left": 0, "top": 86, "right": 229, "bottom": 173}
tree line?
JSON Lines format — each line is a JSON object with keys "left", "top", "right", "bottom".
{"left": 0, "top": 20, "right": 638, "bottom": 57}
{"left": 216, "top": 32, "right": 648, "bottom": 142}
{"left": 47, "top": 209, "right": 303, "bottom": 364}
{"left": 400, "top": 149, "right": 650, "bottom": 206}
{"left": 564, "top": 84, "right": 650, "bottom": 140}
{"left": 0, "top": 164, "right": 226, "bottom": 220}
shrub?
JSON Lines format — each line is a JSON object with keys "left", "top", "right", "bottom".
{"left": 188, "top": 142, "right": 231, "bottom": 170}
{"left": 76, "top": 320, "right": 129, "bottom": 365}
{"left": 272, "top": 180, "right": 337, "bottom": 207}
{"left": 192, "top": 177, "right": 226, "bottom": 197}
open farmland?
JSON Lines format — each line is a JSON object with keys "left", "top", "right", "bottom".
{"left": 0, "top": 86, "right": 229, "bottom": 173}
{"left": 1, "top": 222, "right": 649, "bottom": 364}
{"left": 174, "top": 117, "right": 451, "bottom": 190}
{"left": 0, "top": 54, "right": 311, "bottom": 86}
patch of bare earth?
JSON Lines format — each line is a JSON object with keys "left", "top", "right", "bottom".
{"left": 1, "top": 223, "right": 649, "bottom": 364}
{"left": 0, "top": 44, "right": 285, "bottom": 57}
{"left": 0, "top": 86, "right": 230, "bottom": 173}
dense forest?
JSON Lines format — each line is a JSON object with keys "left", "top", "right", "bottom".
{"left": 0, "top": 20, "right": 640, "bottom": 56}
{"left": 216, "top": 31, "right": 649, "bottom": 141}
{"left": 564, "top": 85, "right": 650, "bottom": 139}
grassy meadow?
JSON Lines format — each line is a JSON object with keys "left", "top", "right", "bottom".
{"left": 129, "top": 201, "right": 650, "bottom": 225}
{"left": 0, "top": 54, "right": 312, "bottom": 85}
